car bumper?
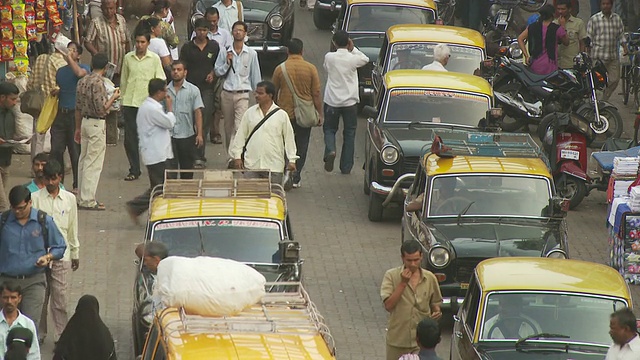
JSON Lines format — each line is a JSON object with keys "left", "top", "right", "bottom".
{"left": 360, "top": 84, "right": 374, "bottom": 98}
{"left": 371, "top": 181, "right": 408, "bottom": 198}
{"left": 249, "top": 43, "right": 288, "bottom": 53}
{"left": 315, "top": 1, "right": 342, "bottom": 11}
{"left": 439, "top": 283, "right": 467, "bottom": 311}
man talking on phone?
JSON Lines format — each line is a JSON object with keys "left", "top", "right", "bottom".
{"left": 380, "top": 240, "right": 443, "bottom": 360}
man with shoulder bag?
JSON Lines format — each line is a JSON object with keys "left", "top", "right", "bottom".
{"left": 272, "top": 38, "right": 323, "bottom": 188}
{"left": 229, "top": 81, "right": 298, "bottom": 185}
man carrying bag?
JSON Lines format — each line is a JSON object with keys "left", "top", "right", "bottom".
{"left": 272, "top": 38, "right": 323, "bottom": 188}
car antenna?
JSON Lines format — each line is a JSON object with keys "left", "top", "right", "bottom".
{"left": 198, "top": 221, "right": 205, "bottom": 255}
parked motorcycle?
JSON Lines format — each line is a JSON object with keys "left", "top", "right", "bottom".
{"left": 483, "top": 0, "right": 546, "bottom": 57}
{"left": 493, "top": 50, "right": 623, "bottom": 148}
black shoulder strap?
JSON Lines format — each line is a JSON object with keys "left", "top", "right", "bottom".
{"left": 37, "top": 210, "right": 49, "bottom": 250}
{"left": 241, "top": 108, "right": 282, "bottom": 164}
{"left": 0, "top": 210, "right": 10, "bottom": 235}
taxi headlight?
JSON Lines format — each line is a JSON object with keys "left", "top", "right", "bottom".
{"left": 268, "top": 14, "right": 283, "bottom": 30}
{"left": 429, "top": 247, "right": 451, "bottom": 268}
{"left": 547, "top": 249, "right": 567, "bottom": 259}
{"left": 509, "top": 42, "right": 522, "bottom": 58}
{"left": 381, "top": 146, "right": 399, "bottom": 165}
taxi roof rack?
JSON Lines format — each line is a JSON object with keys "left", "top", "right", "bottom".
{"left": 150, "top": 169, "right": 285, "bottom": 202}
{"left": 431, "top": 130, "right": 544, "bottom": 159}
{"left": 160, "top": 282, "right": 336, "bottom": 355}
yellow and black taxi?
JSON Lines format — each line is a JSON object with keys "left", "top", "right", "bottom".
{"left": 141, "top": 283, "right": 336, "bottom": 359}
{"left": 363, "top": 70, "right": 498, "bottom": 222}
{"left": 331, "top": 0, "right": 437, "bottom": 106}
{"left": 372, "top": 24, "right": 486, "bottom": 95}
{"left": 132, "top": 170, "right": 301, "bottom": 356}
{"left": 391, "top": 131, "right": 569, "bottom": 310}
{"left": 451, "top": 257, "right": 632, "bottom": 359}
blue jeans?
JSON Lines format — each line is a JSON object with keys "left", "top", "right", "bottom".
{"left": 323, "top": 103, "right": 357, "bottom": 174}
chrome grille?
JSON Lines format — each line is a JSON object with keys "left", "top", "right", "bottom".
{"left": 455, "top": 258, "right": 483, "bottom": 283}
{"left": 402, "top": 156, "right": 420, "bottom": 174}
{"left": 247, "top": 23, "right": 266, "bottom": 41}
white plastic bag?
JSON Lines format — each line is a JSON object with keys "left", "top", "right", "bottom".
{"left": 155, "top": 256, "right": 266, "bottom": 317}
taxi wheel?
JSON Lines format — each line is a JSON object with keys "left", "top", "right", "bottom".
{"left": 368, "top": 192, "right": 384, "bottom": 222}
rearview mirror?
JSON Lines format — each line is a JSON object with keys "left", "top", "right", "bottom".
{"left": 550, "top": 196, "right": 569, "bottom": 217}
{"left": 279, "top": 241, "right": 301, "bottom": 263}
{"left": 363, "top": 105, "right": 378, "bottom": 118}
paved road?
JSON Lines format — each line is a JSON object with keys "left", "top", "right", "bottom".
{"left": 21, "top": 0, "right": 640, "bottom": 359}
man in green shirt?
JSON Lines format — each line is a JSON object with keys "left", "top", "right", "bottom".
{"left": 555, "top": 0, "right": 587, "bottom": 69}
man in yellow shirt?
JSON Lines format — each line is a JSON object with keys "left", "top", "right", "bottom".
{"left": 120, "top": 31, "right": 166, "bottom": 181}
{"left": 555, "top": 0, "right": 586, "bottom": 69}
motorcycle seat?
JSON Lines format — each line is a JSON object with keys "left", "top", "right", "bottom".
{"left": 510, "top": 61, "right": 558, "bottom": 85}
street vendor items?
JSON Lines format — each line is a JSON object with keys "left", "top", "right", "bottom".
{"left": 631, "top": 187, "right": 640, "bottom": 212}
{"left": 613, "top": 157, "right": 640, "bottom": 176}
{"left": 155, "top": 256, "right": 266, "bottom": 317}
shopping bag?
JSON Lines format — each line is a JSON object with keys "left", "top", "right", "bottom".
{"left": 36, "top": 95, "right": 58, "bottom": 134}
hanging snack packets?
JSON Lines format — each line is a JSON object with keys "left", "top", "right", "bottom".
{"left": 24, "top": 0, "right": 35, "bottom": 12}
{"left": 35, "top": 8, "right": 44, "bottom": 20}
{"left": 10, "top": 0, "right": 23, "bottom": 5}
{"left": 13, "top": 40, "right": 26, "bottom": 58}
{"left": 12, "top": 21, "right": 25, "bottom": 40}
{"left": 10, "top": 3, "right": 23, "bottom": 21}
{"left": 50, "top": 12, "right": 62, "bottom": 27}
{"left": 14, "top": 57, "right": 29, "bottom": 75}
{"left": 36, "top": 0, "right": 45, "bottom": 9}
{"left": 1, "top": 23, "right": 11, "bottom": 41}
{"left": 35, "top": 19, "right": 45, "bottom": 33}
{"left": 0, "top": 6, "right": 11, "bottom": 23}
{"left": 45, "top": 3, "right": 56, "bottom": 15}
{"left": 45, "top": 0, "right": 56, "bottom": 6}
{"left": 26, "top": 24, "right": 35, "bottom": 40}
{"left": 25, "top": 10, "right": 34, "bottom": 26}
{"left": 2, "top": 41, "right": 13, "bottom": 61}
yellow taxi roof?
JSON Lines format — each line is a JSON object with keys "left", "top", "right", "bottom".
{"left": 424, "top": 154, "right": 551, "bottom": 178}
{"left": 476, "top": 258, "right": 632, "bottom": 301}
{"left": 347, "top": 0, "right": 436, "bottom": 8}
{"left": 157, "top": 308, "right": 336, "bottom": 360}
{"left": 384, "top": 70, "right": 493, "bottom": 96}
{"left": 387, "top": 24, "right": 485, "bottom": 48}
{"left": 149, "top": 197, "right": 286, "bottom": 222}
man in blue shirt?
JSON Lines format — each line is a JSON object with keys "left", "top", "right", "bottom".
{"left": 51, "top": 41, "right": 90, "bottom": 194}
{"left": 0, "top": 185, "right": 67, "bottom": 333}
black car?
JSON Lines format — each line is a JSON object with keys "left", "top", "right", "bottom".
{"left": 330, "top": 0, "right": 437, "bottom": 107}
{"left": 188, "top": 0, "right": 295, "bottom": 60}
{"left": 313, "top": 0, "right": 342, "bottom": 30}
{"left": 131, "top": 171, "right": 301, "bottom": 356}
{"left": 363, "top": 70, "right": 496, "bottom": 222}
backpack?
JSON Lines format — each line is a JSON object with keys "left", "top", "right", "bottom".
{"left": 0, "top": 210, "right": 49, "bottom": 250}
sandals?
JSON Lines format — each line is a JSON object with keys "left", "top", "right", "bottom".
{"left": 124, "top": 174, "right": 139, "bottom": 181}
{"left": 79, "top": 202, "right": 106, "bottom": 211}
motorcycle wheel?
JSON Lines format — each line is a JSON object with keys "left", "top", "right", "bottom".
{"left": 520, "top": 0, "right": 547, "bottom": 12}
{"left": 555, "top": 173, "right": 587, "bottom": 210}
{"left": 577, "top": 106, "right": 624, "bottom": 149}
{"left": 495, "top": 82, "right": 528, "bottom": 132}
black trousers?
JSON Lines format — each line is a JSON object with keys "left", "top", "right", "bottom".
{"left": 170, "top": 136, "right": 197, "bottom": 179}
{"left": 126, "top": 161, "right": 167, "bottom": 216}
{"left": 50, "top": 108, "right": 80, "bottom": 189}
{"left": 123, "top": 106, "right": 141, "bottom": 177}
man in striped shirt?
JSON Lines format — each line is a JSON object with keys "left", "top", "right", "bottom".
{"left": 84, "top": 0, "right": 130, "bottom": 146}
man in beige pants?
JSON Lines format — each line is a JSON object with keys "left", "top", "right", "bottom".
{"left": 74, "top": 53, "right": 120, "bottom": 211}
{"left": 32, "top": 159, "right": 80, "bottom": 343}
{"left": 214, "top": 21, "right": 262, "bottom": 151}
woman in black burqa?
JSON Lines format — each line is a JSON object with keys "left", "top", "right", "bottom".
{"left": 53, "top": 295, "right": 117, "bottom": 360}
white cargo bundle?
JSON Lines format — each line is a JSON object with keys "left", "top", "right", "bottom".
{"left": 155, "top": 256, "right": 266, "bottom": 317}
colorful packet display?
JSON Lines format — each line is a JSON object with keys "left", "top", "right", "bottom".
{"left": 14, "top": 57, "right": 28, "bottom": 74}
{"left": 35, "top": 18, "right": 44, "bottom": 33}
{"left": 35, "top": 8, "right": 44, "bottom": 20}
{"left": 10, "top": 3, "right": 23, "bottom": 21}
{"left": 2, "top": 41, "right": 14, "bottom": 61}
{"left": 26, "top": 23, "right": 35, "bottom": 40}
{"left": 25, "top": 10, "right": 33, "bottom": 25}
{"left": 0, "top": 6, "right": 11, "bottom": 23}
{"left": 49, "top": 12, "right": 61, "bottom": 26}
{"left": 10, "top": 0, "right": 23, "bottom": 5}
{"left": 45, "top": 3, "right": 55, "bottom": 14}
{"left": 1, "top": 23, "right": 11, "bottom": 41}
{"left": 12, "top": 21, "right": 25, "bottom": 40}
{"left": 35, "top": 0, "right": 44, "bottom": 9}
{"left": 13, "top": 39, "right": 26, "bottom": 57}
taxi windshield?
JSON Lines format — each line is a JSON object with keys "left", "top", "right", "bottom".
{"left": 384, "top": 89, "right": 489, "bottom": 127}
{"left": 481, "top": 292, "right": 627, "bottom": 346}
{"left": 346, "top": 5, "right": 435, "bottom": 32}
{"left": 387, "top": 43, "right": 483, "bottom": 74}
{"left": 428, "top": 175, "right": 552, "bottom": 217}
{"left": 151, "top": 219, "right": 282, "bottom": 263}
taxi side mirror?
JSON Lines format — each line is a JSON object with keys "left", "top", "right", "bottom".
{"left": 550, "top": 196, "right": 569, "bottom": 217}
{"left": 363, "top": 105, "right": 378, "bottom": 118}
{"left": 279, "top": 241, "right": 301, "bottom": 263}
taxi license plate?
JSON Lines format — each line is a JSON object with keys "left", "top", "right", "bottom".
{"left": 496, "top": 10, "right": 509, "bottom": 26}
{"left": 460, "top": 282, "right": 469, "bottom": 290}
{"left": 561, "top": 149, "right": 580, "bottom": 160}
{"left": 365, "top": 80, "right": 372, "bottom": 85}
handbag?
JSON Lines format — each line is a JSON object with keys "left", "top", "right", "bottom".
{"left": 239, "top": 108, "right": 282, "bottom": 167}
{"left": 36, "top": 95, "right": 58, "bottom": 133}
{"left": 279, "top": 63, "right": 319, "bottom": 128}
{"left": 20, "top": 54, "right": 51, "bottom": 115}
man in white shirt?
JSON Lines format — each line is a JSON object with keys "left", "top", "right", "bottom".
{"left": 31, "top": 160, "right": 79, "bottom": 343}
{"left": 230, "top": 81, "right": 298, "bottom": 185}
{"left": 422, "top": 44, "right": 450, "bottom": 72}
{"left": 215, "top": 21, "right": 262, "bottom": 151}
{"left": 126, "top": 79, "right": 176, "bottom": 223}
{"left": 213, "top": 0, "right": 244, "bottom": 33}
{"left": 0, "top": 282, "right": 40, "bottom": 360}
{"left": 322, "top": 30, "right": 368, "bottom": 175}
{"left": 606, "top": 307, "right": 640, "bottom": 360}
